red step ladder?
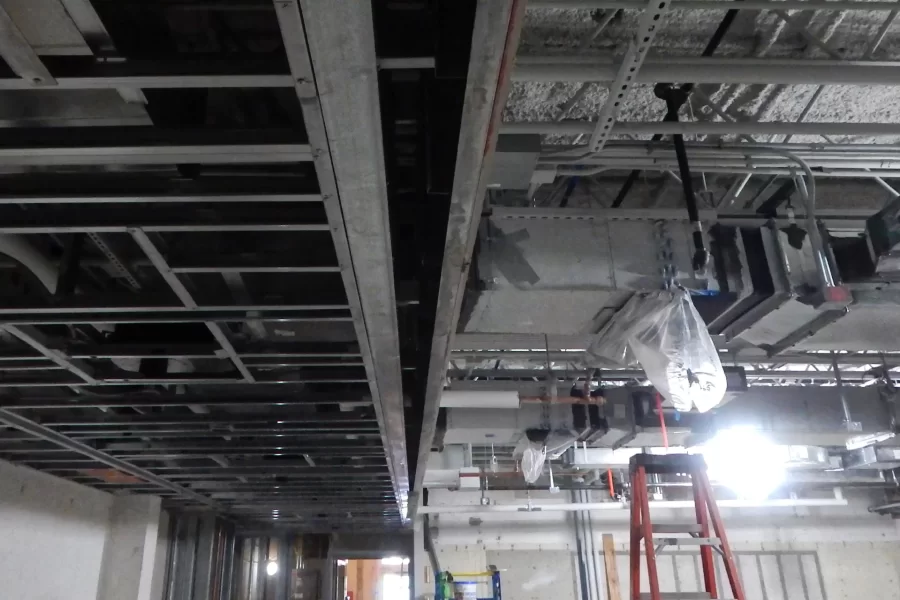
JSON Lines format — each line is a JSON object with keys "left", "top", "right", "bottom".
{"left": 629, "top": 453, "right": 746, "bottom": 600}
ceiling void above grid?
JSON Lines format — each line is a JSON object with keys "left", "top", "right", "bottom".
{"left": 0, "top": 0, "right": 410, "bottom": 531}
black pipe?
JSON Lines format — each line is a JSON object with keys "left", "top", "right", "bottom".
{"left": 657, "top": 84, "right": 709, "bottom": 272}
{"left": 610, "top": 7, "right": 742, "bottom": 208}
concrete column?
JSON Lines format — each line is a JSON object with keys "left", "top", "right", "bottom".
{"left": 96, "top": 494, "right": 164, "bottom": 600}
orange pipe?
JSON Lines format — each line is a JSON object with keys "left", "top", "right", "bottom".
{"left": 655, "top": 392, "right": 669, "bottom": 450}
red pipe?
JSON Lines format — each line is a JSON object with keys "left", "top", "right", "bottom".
{"left": 655, "top": 392, "right": 669, "bottom": 450}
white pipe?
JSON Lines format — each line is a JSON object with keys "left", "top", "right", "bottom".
{"left": 440, "top": 390, "right": 520, "bottom": 409}
{"left": 513, "top": 59, "right": 900, "bottom": 86}
{"left": 505, "top": 120, "right": 900, "bottom": 137}
{"left": 558, "top": 165, "right": 900, "bottom": 178}
{"left": 527, "top": 0, "right": 900, "bottom": 10}
{"left": 576, "top": 490, "right": 599, "bottom": 600}
{"left": 420, "top": 497, "right": 849, "bottom": 514}
{"left": 571, "top": 497, "right": 588, "bottom": 600}
{"left": 581, "top": 490, "right": 603, "bottom": 600}
{"left": 556, "top": 158, "right": 900, "bottom": 170}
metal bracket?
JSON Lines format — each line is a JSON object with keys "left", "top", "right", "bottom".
{"left": 588, "top": 0, "right": 671, "bottom": 153}
{"left": 0, "top": 6, "right": 56, "bottom": 87}
{"left": 654, "top": 219, "right": 677, "bottom": 289}
{"left": 88, "top": 232, "right": 141, "bottom": 290}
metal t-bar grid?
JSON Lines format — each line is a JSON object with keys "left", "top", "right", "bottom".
{"left": 0, "top": 0, "right": 409, "bottom": 531}
{"left": 130, "top": 229, "right": 255, "bottom": 382}
{"left": 0, "top": 409, "right": 222, "bottom": 508}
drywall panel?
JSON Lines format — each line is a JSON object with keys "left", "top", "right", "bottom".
{"left": 0, "top": 458, "right": 114, "bottom": 600}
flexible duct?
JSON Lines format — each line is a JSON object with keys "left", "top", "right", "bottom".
{"left": 0, "top": 235, "right": 191, "bottom": 375}
{"left": 0, "top": 234, "right": 59, "bottom": 293}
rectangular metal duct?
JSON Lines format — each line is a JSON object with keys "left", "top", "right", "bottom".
{"left": 442, "top": 386, "right": 898, "bottom": 449}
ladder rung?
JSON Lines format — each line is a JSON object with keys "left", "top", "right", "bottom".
{"left": 640, "top": 593, "right": 712, "bottom": 600}
{"left": 654, "top": 537, "right": 721, "bottom": 547}
{"left": 652, "top": 523, "right": 704, "bottom": 534}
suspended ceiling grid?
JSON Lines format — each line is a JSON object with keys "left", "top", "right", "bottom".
{"left": 0, "top": 0, "right": 409, "bottom": 531}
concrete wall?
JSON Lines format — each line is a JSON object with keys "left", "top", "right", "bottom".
{"left": 422, "top": 489, "right": 900, "bottom": 600}
{"left": 0, "top": 458, "right": 114, "bottom": 600}
{"left": 0, "top": 458, "right": 167, "bottom": 600}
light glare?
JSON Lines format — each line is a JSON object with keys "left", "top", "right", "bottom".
{"left": 699, "top": 427, "right": 786, "bottom": 501}
{"left": 266, "top": 562, "right": 279, "bottom": 576}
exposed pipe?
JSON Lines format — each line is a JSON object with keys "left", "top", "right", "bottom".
{"left": 582, "top": 490, "right": 604, "bottom": 600}
{"left": 555, "top": 157, "right": 900, "bottom": 170}
{"left": 560, "top": 165, "right": 900, "bottom": 179}
{"left": 656, "top": 84, "right": 709, "bottom": 272}
{"left": 547, "top": 140, "right": 900, "bottom": 156}
{"left": 527, "top": 0, "right": 900, "bottom": 9}
{"left": 749, "top": 147, "right": 837, "bottom": 294}
{"left": 520, "top": 396, "right": 605, "bottom": 404}
{"left": 507, "top": 120, "right": 900, "bottom": 137}
{"left": 420, "top": 496, "right": 849, "bottom": 514}
{"left": 571, "top": 490, "right": 591, "bottom": 600}
{"left": 575, "top": 490, "right": 599, "bottom": 600}
{"left": 869, "top": 499, "right": 900, "bottom": 513}
{"left": 512, "top": 59, "right": 900, "bottom": 86}
{"left": 833, "top": 353, "right": 855, "bottom": 429}
{"left": 609, "top": 4, "right": 742, "bottom": 208}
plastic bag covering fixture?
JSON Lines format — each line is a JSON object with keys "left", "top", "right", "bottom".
{"left": 520, "top": 442, "right": 547, "bottom": 484}
{"left": 586, "top": 288, "right": 726, "bottom": 412}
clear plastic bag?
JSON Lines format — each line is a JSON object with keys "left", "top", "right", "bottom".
{"left": 585, "top": 288, "right": 726, "bottom": 412}
{"left": 520, "top": 442, "right": 547, "bottom": 484}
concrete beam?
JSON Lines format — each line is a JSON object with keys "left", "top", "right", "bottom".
{"left": 293, "top": 0, "right": 409, "bottom": 511}
{"left": 413, "top": 0, "right": 526, "bottom": 513}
